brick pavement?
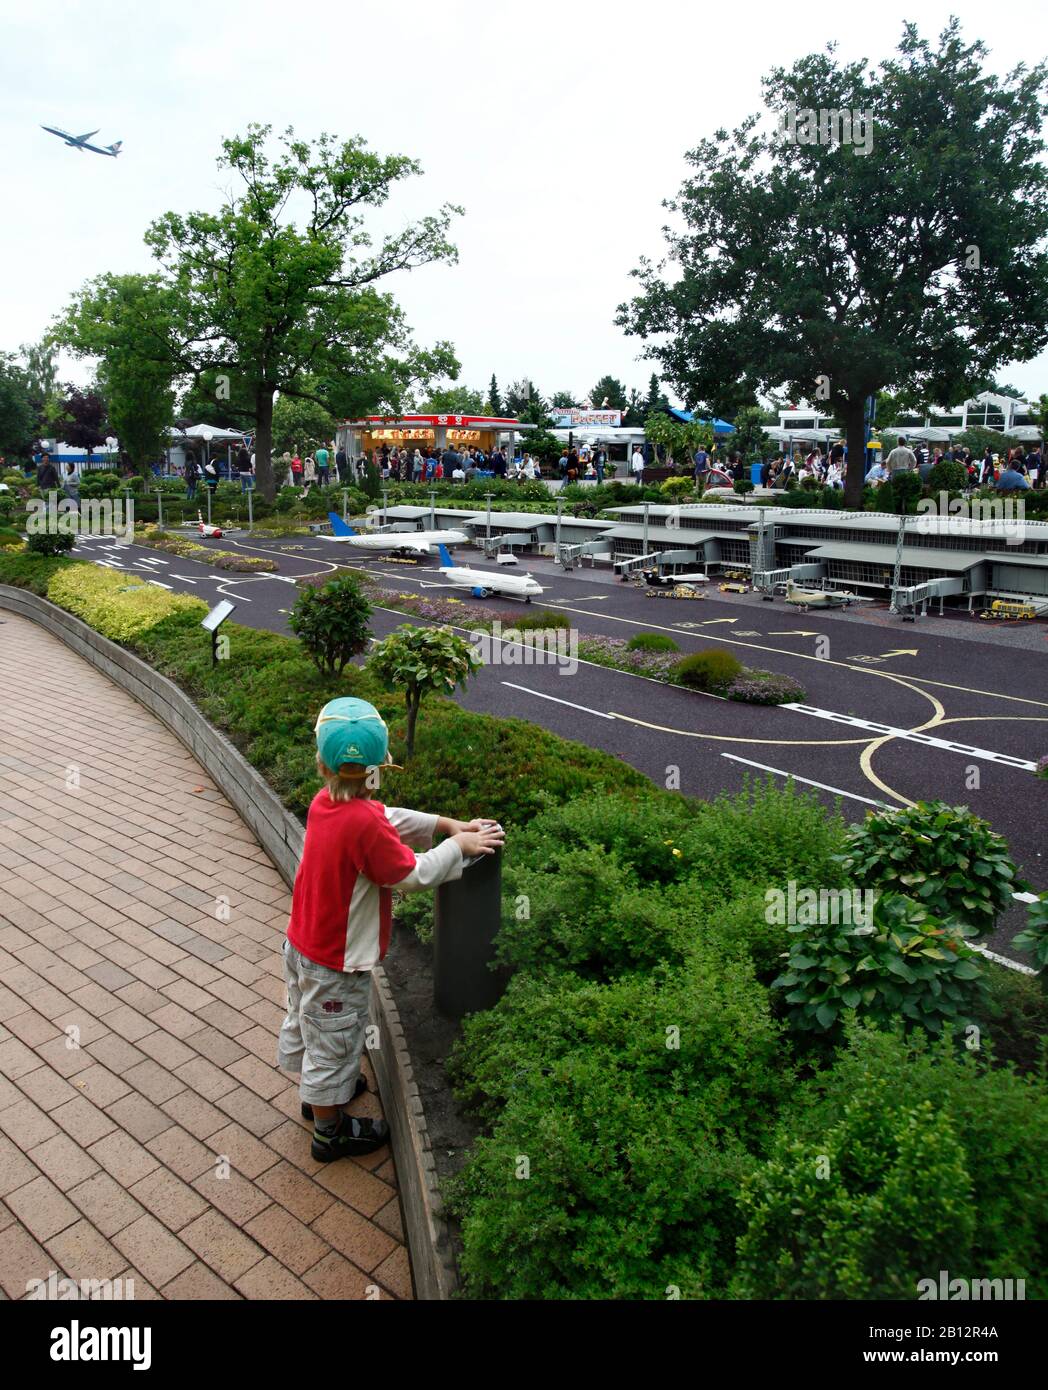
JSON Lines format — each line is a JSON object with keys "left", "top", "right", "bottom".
{"left": 0, "top": 611, "right": 411, "bottom": 1301}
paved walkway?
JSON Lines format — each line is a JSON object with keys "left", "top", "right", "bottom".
{"left": 0, "top": 611, "right": 410, "bottom": 1300}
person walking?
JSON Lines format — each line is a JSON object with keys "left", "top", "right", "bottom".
{"left": 885, "top": 436, "right": 918, "bottom": 478}
{"left": 303, "top": 454, "right": 317, "bottom": 490}
{"left": 184, "top": 455, "right": 199, "bottom": 501}
{"left": 335, "top": 443, "right": 348, "bottom": 484}
{"left": 62, "top": 460, "right": 81, "bottom": 507}
{"left": 237, "top": 443, "right": 254, "bottom": 494}
{"left": 36, "top": 452, "right": 61, "bottom": 491}
{"left": 316, "top": 442, "right": 330, "bottom": 488}
{"left": 631, "top": 446, "right": 645, "bottom": 486}
{"left": 290, "top": 453, "right": 304, "bottom": 488}
{"left": 203, "top": 455, "right": 220, "bottom": 496}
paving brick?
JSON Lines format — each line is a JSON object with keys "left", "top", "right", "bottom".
{"left": 206, "top": 1123, "right": 279, "bottom": 1180}
{"left": 5, "top": 1174, "right": 81, "bottom": 1242}
{"left": 112, "top": 1213, "right": 195, "bottom": 1287}
{"left": 67, "top": 1172, "right": 147, "bottom": 1238}
{"left": 0, "top": 1223, "right": 51, "bottom": 1299}
{"left": 104, "top": 1091, "right": 175, "bottom": 1144}
{"left": 173, "top": 1055, "right": 239, "bottom": 1101}
{"left": 311, "top": 1202, "right": 397, "bottom": 1274}
{"left": 256, "top": 1160, "right": 336, "bottom": 1225}
{"left": 86, "top": 1032, "right": 149, "bottom": 1075}
{"left": 135, "top": 1030, "right": 197, "bottom": 1071}
{"left": 161, "top": 1260, "right": 243, "bottom": 1299}
{"left": 45, "top": 1218, "right": 126, "bottom": 1282}
{"left": 88, "top": 1130, "right": 162, "bottom": 1187}
{"left": 233, "top": 1255, "right": 317, "bottom": 1300}
{"left": 184, "top": 1025, "right": 247, "bottom": 1069}
{"left": 372, "top": 1244, "right": 413, "bottom": 1301}
{"left": 225, "top": 1053, "right": 285, "bottom": 1100}
{"left": 68, "top": 1062, "right": 132, "bottom": 1108}
{"left": 0, "top": 1132, "right": 39, "bottom": 1197}
{"left": 179, "top": 1210, "right": 266, "bottom": 1283}
{"left": 301, "top": 1250, "right": 373, "bottom": 1300}
{"left": 148, "top": 1001, "right": 208, "bottom": 1039}
{"left": 192, "top": 1167, "right": 271, "bottom": 1225}
{"left": 28, "top": 1131, "right": 102, "bottom": 1189}
{"left": 0, "top": 1035, "right": 43, "bottom": 1078}
{"left": 15, "top": 1064, "right": 80, "bottom": 1113}
{"left": 122, "top": 1058, "right": 184, "bottom": 1106}
{"left": 373, "top": 1196, "right": 405, "bottom": 1244}
{"left": 128, "top": 1167, "right": 209, "bottom": 1232}
{"left": 51, "top": 1095, "right": 120, "bottom": 1147}
{"left": 4, "top": 1009, "right": 61, "bottom": 1048}
{"left": 160, "top": 1090, "right": 229, "bottom": 1141}
{"left": 313, "top": 1155, "right": 396, "bottom": 1219}
{"left": 214, "top": 1086, "right": 285, "bottom": 1137}
{"left": 0, "top": 1096, "right": 60, "bottom": 1149}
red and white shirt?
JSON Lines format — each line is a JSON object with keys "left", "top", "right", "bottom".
{"left": 287, "top": 794, "right": 463, "bottom": 972}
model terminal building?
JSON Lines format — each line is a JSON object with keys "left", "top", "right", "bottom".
{"left": 369, "top": 501, "right": 1048, "bottom": 613}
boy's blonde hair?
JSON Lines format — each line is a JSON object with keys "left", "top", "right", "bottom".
{"left": 317, "top": 755, "right": 379, "bottom": 802}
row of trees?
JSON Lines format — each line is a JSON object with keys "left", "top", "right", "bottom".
{"left": 0, "top": 345, "right": 109, "bottom": 464}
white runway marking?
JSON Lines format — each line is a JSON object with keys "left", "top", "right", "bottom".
{"left": 719, "top": 753, "right": 890, "bottom": 808}
{"left": 500, "top": 682, "right": 616, "bottom": 719}
{"left": 783, "top": 705, "right": 1036, "bottom": 770}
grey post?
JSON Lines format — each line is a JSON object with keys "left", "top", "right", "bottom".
{"left": 155, "top": 488, "right": 164, "bottom": 531}
{"left": 433, "top": 847, "right": 507, "bottom": 1020}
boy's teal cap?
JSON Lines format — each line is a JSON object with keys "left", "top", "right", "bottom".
{"left": 315, "top": 698, "right": 391, "bottom": 773}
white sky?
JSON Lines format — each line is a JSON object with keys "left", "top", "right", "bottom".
{"left": 2, "top": 0, "right": 1046, "bottom": 406}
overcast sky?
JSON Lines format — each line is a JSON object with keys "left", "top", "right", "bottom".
{"left": 2, "top": 0, "right": 1046, "bottom": 408}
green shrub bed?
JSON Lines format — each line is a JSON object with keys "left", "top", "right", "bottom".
{"left": 1, "top": 547, "right": 1044, "bottom": 1301}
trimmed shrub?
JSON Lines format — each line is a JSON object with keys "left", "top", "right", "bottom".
{"left": 44, "top": 565, "right": 205, "bottom": 642}
{"left": 446, "top": 953, "right": 789, "bottom": 1299}
{"left": 734, "top": 1091, "right": 975, "bottom": 1299}
{"left": 288, "top": 573, "right": 372, "bottom": 677}
{"left": 838, "top": 800, "right": 1024, "bottom": 937}
{"left": 673, "top": 647, "right": 743, "bottom": 691}
{"left": 724, "top": 670, "right": 805, "bottom": 705}
{"left": 927, "top": 459, "right": 969, "bottom": 494}
{"left": 26, "top": 531, "right": 75, "bottom": 557}
{"left": 772, "top": 892, "right": 988, "bottom": 1041}
{"left": 744, "top": 1024, "right": 1048, "bottom": 1298}
{"left": 627, "top": 632, "right": 680, "bottom": 653}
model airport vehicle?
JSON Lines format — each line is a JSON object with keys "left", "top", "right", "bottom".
{"left": 980, "top": 598, "right": 1037, "bottom": 621}
{"left": 784, "top": 578, "right": 858, "bottom": 611}
{"left": 641, "top": 567, "right": 710, "bottom": 599}
{"left": 197, "top": 512, "right": 223, "bottom": 538}
{"left": 719, "top": 581, "right": 749, "bottom": 594}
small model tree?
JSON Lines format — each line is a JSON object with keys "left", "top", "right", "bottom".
{"left": 368, "top": 623, "right": 481, "bottom": 758}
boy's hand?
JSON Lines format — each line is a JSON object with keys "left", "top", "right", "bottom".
{"left": 440, "top": 817, "right": 498, "bottom": 837}
{"left": 452, "top": 824, "right": 505, "bottom": 858}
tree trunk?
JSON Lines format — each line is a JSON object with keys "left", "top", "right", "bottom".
{"left": 405, "top": 692, "right": 420, "bottom": 759}
{"left": 255, "top": 388, "right": 276, "bottom": 503}
{"left": 843, "top": 401, "right": 868, "bottom": 511}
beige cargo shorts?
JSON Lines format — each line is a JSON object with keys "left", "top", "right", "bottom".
{"left": 276, "top": 940, "right": 371, "bottom": 1106}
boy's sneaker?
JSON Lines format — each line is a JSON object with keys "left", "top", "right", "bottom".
{"left": 311, "top": 1111, "right": 390, "bottom": 1161}
{"left": 300, "top": 1075, "right": 367, "bottom": 1121}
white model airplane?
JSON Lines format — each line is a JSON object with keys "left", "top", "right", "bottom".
{"left": 436, "top": 545, "right": 543, "bottom": 601}
{"left": 323, "top": 512, "right": 468, "bottom": 554}
{"left": 784, "top": 579, "right": 858, "bottom": 609}
{"left": 41, "top": 125, "right": 123, "bottom": 157}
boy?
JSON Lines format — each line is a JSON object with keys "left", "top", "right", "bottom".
{"left": 278, "top": 698, "right": 503, "bottom": 1161}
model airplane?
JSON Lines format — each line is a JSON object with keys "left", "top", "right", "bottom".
{"left": 323, "top": 512, "right": 468, "bottom": 554}
{"left": 436, "top": 545, "right": 543, "bottom": 601}
{"left": 784, "top": 579, "right": 857, "bottom": 610}
{"left": 642, "top": 569, "right": 709, "bottom": 587}
{"left": 41, "top": 125, "right": 123, "bottom": 157}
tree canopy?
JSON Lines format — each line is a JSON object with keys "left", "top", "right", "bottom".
{"left": 57, "top": 125, "right": 462, "bottom": 499}
{"left": 617, "top": 20, "right": 1048, "bottom": 507}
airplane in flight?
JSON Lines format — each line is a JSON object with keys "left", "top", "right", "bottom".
{"left": 435, "top": 544, "right": 544, "bottom": 602}
{"left": 323, "top": 512, "right": 469, "bottom": 555}
{"left": 41, "top": 125, "right": 123, "bottom": 157}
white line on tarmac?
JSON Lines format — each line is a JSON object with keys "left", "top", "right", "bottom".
{"left": 783, "top": 704, "right": 1036, "bottom": 770}
{"left": 500, "top": 682, "right": 616, "bottom": 719}
{"left": 719, "top": 753, "right": 890, "bottom": 808}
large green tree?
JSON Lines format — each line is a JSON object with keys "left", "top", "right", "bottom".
{"left": 618, "top": 21, "right": 1048, "bottom": 508}
{"left": 487, "top": 373, "right": 502, "bottom": 416}
{"left": 0, "top": 354, "right": 35, "bottom": 461}
{"left": 60, "top": 125, "right": 460, "bottom": 500}
{"left": 271, "top": 386, "right": 337, "bottom": 456}
{"left": 58, "top": 274, "right": 178, "bottom": 471}
{"left": 414, "top": 383, "right": 486, "bottom": 415}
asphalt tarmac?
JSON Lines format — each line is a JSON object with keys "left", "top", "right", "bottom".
{"left": 71, "top": 529, "right": 1048, "bottom": 961}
